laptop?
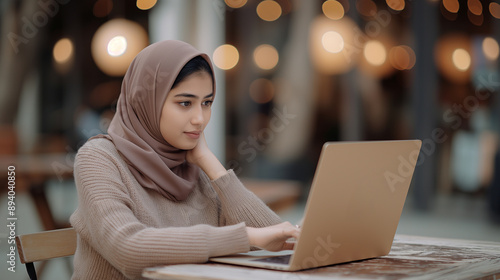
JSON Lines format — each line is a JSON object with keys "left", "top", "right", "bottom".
{"left": 210, "top": 140, "right": 422, "bottom": 271}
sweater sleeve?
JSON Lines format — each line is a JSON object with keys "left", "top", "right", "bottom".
{"left": 210, "top": 170, "right": 283, "bottom": 228}
{"left": 70, "top": 142, "right": 250, "bottom": 279}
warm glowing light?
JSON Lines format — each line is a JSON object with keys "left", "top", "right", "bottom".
{"left": 213, "top": 44, "right": 239, "bottom": 70}
{"left": 310, "top": 15, "right": 359, "bottom": 75}
{"left": 386, "top": 0, "right": 405, "bottom": 11}
{"left": 91, "top": 19, "right": 149, "bottom": 76}
{"left": 364, "top": 40, "right": 387, "bottom": 66}
{"left": 93, "top": 0, "right": 113, "bottom": 17}
{"left": 249, "top": 78, "right": 275, "bottom": 104}
{"left": 256, "top": 0, "right": 282, "bottom": 22}
{"left": 435, "top": 34, "right": 471, "bottom": 84}
{"left": 468, "top": 10, "right": 483, "bottom": 26}
{"left": 467, "top": 0, "right": 482, "bottom": 15}
{"left": 322, "top": 31, "right": 344, "bottom": 53}
{"left": 53, "top": 38, "right": 73, "bottom": 64}
{"left": 107, "top": 36, "right": 127, "bottom": 57}
{"left": 389, "top": 45, "right": 416, "bottom": 70}
{"left": 483, "top": 37, "right": 499, "bottom": 61}
{"left": 356, "top": 0, "right": 377, "bottom": 17}
{"left": 443, "top": 0, "right": 459, "bottom": 13}
{"left": 253, "top": 44, "right": 279, "bottom": 70}
{"left": 490, "top": 2, "right": 500, "bottom": 19}
{"left": 136, "top": 0, "right": 157, "bottom": 10}
{"left": 452, "top": 48, "right": 471, "bottom": 71}
{"left": 225, "top": 0, "right": 247, "bottom": 8}
{"left": 322, "top": 0, "right": 344, "bottom": 20}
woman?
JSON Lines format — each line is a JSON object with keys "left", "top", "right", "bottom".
{"left": 70, "top": 40, "right": 300, "bottom": 279}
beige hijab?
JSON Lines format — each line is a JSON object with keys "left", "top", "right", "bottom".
{"left": 97, "top": 40, "right": 214, "bottom": 201}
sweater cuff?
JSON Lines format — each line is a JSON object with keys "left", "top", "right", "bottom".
{"left": 207, "top": 222, "right": 250, "bottom": 257}
{"left": 210, "top": 169, "right": 249, "bottom": 198}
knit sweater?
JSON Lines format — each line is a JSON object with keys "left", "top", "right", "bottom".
{"left": 70, "top": 138, "right": 283, "bottom": 279}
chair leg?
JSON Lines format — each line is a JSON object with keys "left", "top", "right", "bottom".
{"left": 25, "top": 262, "right": 37, "bottom": 280}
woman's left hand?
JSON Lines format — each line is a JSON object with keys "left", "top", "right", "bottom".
{"left": 186, "top": 132, "right": 210, "bottom": 166}
{"left": 186, "top": 133, "right": 228, "bottom": 180}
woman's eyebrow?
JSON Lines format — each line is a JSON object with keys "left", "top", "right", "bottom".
{"left": 174, "top": 93, "right": 214, "bottom": 99}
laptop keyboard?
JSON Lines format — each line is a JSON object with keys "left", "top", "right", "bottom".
{"left": 251, "top": 254, "right": 292, "bottom": 265}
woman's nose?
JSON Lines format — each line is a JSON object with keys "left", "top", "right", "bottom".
{"left": 191, "top": 105, "right": 204, "bottom": 125}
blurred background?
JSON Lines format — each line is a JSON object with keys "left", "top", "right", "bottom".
{"left": 1, "top": 0, "right": 500, "bottom": 279}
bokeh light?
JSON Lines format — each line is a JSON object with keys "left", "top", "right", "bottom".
{"left": 53, "top": 38, "right": 74, "bottom": 64}
{"left": 213, "top": 44, "right": 239, "bottom": 70}
{"left": 364, "top": 40, "right": 387, "bottom": 66}
{"left": 490, "top": 2, "right": 500, "bottom": 19}
{"left": 386, "top": 0, "right": 405, "bottom": 11}
{"left": 389, "top": 45, "right": 416, "bottom": 70}
{"left": 93, "top": 0, "right": 113, "bottom": 18}
{"left": 256, "top": 0, "right": 282, "bottom": 22}
{"left": 452, "top": 48, "right": 471, "bottom": 71}
{"left": 483, "top": 37, "right": 499, "bottom": 61}
{"left": 359, "top": 36, "right": 395, "bottom": 78}
{"left": 136, "top": 0, "right": 157, "bottom": 10}
{"left": 467, "top": 0, "right": 482, "bottom": 16}
{"left": 249, "top": 78, "right": 275, "bottom": 104}
{"left": 322, "top": 0, "right": 345, "bottom": 20}
{"left": 322, "top": 31, "right": 344, "bottom": 53}
{"left": 310, "top": 15, "right": 359, "bottom": 75}
{"left": 225, "top": 0, "right": 247, "bottom": 9}
{"left": 107, "top": 36, "right": 127, "bottom": 57}
{"left": 468, "top": 10, "right": 483, "bottom": 26}
{"left": 253, "top": 44, "right": 279, "bottom": 70}
{"left": 443, "top": 0, "right": 459, "bottom": 13}
{"left": 356, "top": 0, "right": 377, "bottom": 18}
{"left": 91, "top": 19, "right": 149, "bottom": 76}
{"left": 435, "top": 33, "right": 471, "bottom": 84}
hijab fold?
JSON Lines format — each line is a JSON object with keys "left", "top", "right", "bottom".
{"left": 92, "top": 40, "right": 215, "bottom": 201}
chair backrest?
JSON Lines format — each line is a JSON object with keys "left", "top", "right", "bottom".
{"left": 16, "top": 227, "right": 77, "bottom": 264}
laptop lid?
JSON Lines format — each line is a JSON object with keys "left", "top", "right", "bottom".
{"left": 210, "top": 140, "right": 422, "bottom": 271}
{"left": 288, "top": 140, "right": 422, "bottom": 270}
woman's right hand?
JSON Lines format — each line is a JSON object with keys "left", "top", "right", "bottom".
{"left": 246, "top": 222, "right": 301, "bottom": 252}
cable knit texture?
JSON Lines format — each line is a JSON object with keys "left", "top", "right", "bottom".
{"left": 70, "top": 138, "right": 282, "bottom": 279}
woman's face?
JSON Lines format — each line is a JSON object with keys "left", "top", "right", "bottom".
{"left": 160, "top": 71, "right": 213, "bottom": 150}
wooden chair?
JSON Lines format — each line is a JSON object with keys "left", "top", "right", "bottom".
{"left": 16, "top": 228, "right": 77, "bottom": 280}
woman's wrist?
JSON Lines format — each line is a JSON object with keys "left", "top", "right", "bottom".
{"left": 196, "top": 151, "right": 228, "bottom": 180}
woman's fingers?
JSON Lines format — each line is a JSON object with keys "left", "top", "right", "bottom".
{"left": 283, "top": 240, "right": 296, "bottom": 250}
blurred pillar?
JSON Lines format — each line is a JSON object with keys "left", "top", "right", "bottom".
{"left": 266, "top": 0, "right": 316, "bottom": 161}
{"left": 411, "top": 0, "right": 439, "bottom": 210}
{"left": 149, "top": 0, "right": 225, "bottom": 162}
{"left": 341, "top": 0, "right": 363, "bottom": 141}
{"left": 0, "top": 0, "right": 41, "bottom": 125}
{"left": 494, "top": 13, "right": 500, "bottom": 134}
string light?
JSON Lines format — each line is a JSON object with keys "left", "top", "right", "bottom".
{"left": 213, "top": 44, "right": 239, "bottom": 70}
{"left": 483, "top": 37, "right": 499, "bottom": 61}
{"left": 386, "top": 0, "right": 405, "bottom": 11}
{"left": 53, "top": 38, "right": 73, "bottom": 64}
{"left": 256, "top": 0, "right": 282, "bottom": 21}
{"left": 91, "top": 19, "right": 149, "bottom": 76}
{"left": 225, "top": 0, "right": 247, "bottom": 8}
{"left": 322, "top": 0, "right": 344, "bottom": 20}
{"left": 443, "top": 0, "right": 459, "bottom": 13}
{"left": 253, "top": 44, "right": 279, "bottom": 70}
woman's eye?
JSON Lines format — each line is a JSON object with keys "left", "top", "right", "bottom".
{"left": 179, "top": 101, "right": 191, "bottom": 107}
{"left": 203, "top": 100, "right": 213, "bottom": 106}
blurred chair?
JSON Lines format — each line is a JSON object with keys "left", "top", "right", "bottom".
{"left": 16, "top": 228, "right": 76, "bottom": 280}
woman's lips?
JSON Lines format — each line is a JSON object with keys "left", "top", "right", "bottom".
{"left": 184, "top": 131, "right": 201, "bottom": 139}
